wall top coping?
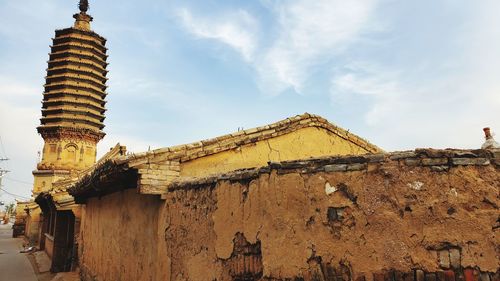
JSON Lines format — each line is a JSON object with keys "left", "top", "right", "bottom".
{"left": 165, "top": 148, "right": 500, "bottom": 193}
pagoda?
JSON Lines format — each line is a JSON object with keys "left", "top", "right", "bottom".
{"left": 33, "top": 0, "right": 108, "bottom": 194}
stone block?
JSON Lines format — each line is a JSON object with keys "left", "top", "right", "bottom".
{"left": 346, "top": 163, "right": 367, "bottom": 171}
{"left": 449, "top": 248, "right": 461, "bottom": 268}
{"left": 464, "top": 269, "right": 479, "bottom": 281}
{"left": 427, "top": 273, "right": 437, "bottom": 281}
{"left": 452, "top": 158, "right": 490, "bottom": 166}
{"left": 444, "top": 270, "right": 455, "bottom": 281}
{"left": 385, "top": 271, "right": 395, "bottom": 281}
{"left": 394, "top": 271, "right": 404, "bottom": 281}
{"left": 416, "top": 270, "right": 425, "bottom": 281}
{"left": 390, "top": 151, "right": 417, "bottom": 160}
{"left": 324, "top": 164, "right": 347, "bottom": 172}
{"left": 366, "top": 154, "right": 385, "bottom": 162}
{"left": 431, "top": 165, "right": 449, "bottom": 172}
{"left": 489, "top": 272, "right": 499, "bottom": 281}
{"left": 404, "top": 272, "right": 415, "bottom": 281}
{"left": 479, "top": 273, "right": 491, "bottom": 281}
{"left": 404, "top": 158, "right": 421, "bottom": 166}
{"left": 436, "top": 272, "right": 446, "bottom": 281}
{"left": 422, "top": 158, "right": 448, "bottom": 166}
{"left": 438, "top": 249, "right": 450, "bottom": 268}
{"left": 456, "top": 270, "right": 465, "bottom": 281}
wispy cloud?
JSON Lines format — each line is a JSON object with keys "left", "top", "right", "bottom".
{"left": 176, "top": 0, "right": 379, "bottom": 95}
{"left": 327, "top": 1, "right": 500, "bottom": 150}
{"left": 256, "top": 0, "right": 379, "bottom": 95}
{"left": 331, "top": 65, "right": 403, "bottom": 126}
{"left": 176, "top": 8, "right": 258, "bottom": 62}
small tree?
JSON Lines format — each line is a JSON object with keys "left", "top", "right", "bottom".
{"left": 5, "top": 203, "right": 14, "bottom": 215}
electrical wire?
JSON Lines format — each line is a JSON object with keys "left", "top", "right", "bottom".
{"left": 0, "top": 187, "right": 31, "bottom": 200}
{"left": 0, "top": 135, "right": 8, "bottom": 159}
{"left": 4, "top": 177, "right": 33, "bottom": 186}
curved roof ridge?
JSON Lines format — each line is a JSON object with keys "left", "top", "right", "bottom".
{"left": 119, "top": 113, "right": 382, "bottom": 167}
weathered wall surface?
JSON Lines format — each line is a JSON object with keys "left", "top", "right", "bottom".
{"left": 80, "top": 149, "right": 499, "bottom": 281}
{"left": 180, "top": 127, "right": 373, "bottom": 178}
{"left": 163, "top": 150, "right": 499, "bottom": 280}
{"left": 24, "top": 207, "right": 42, "bottom": 244}
{"left": 80, "top": 189, "right": 161, "bottom": 281}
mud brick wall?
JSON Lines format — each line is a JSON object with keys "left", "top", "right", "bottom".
{"left": 161, "top": 149, "right": 499, "bottom": 281}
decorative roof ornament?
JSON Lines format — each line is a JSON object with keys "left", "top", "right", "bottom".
{"left": 79, "top": 0, "right": 89, "bottom": 13}
{"left": 73, "top": 0, "right": 93, "bottom": 30}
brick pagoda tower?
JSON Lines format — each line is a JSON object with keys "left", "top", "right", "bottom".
{"left": 33, "top": 0, "right": 108, "bottom": 194}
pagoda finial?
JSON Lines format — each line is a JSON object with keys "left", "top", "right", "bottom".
{"left": 73, "top": 0, "right": 92, "bottom": 31}
{"left": 79, "top": 0, "right": 89, "bottom": 13}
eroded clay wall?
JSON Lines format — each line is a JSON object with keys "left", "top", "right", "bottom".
{"left": 162, "top": 151, "right": 499, "bottom": 280}
{"left": 80, "top": 150, "right": 499, "bottom": 281}
{"left": 24, "top": 208, "right": 41, "bottom": 244}
{"left": 80, "top": 189, "right": 161, "bottom": 281}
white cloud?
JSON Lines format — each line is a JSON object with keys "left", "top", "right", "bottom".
{"left": 256, "top": 0, "right": 378, "bottom": 94}
{"left": 176, "top": 1, "right": 379, "bottom": 95}
{"left": 331, "top": 68, "right": 404, "bottom": 126}
{"left": 176, "top": 8, "right": 258, "bottom": 62}
{"left": 330, "top": 56, "right": 500, "bottom": 150}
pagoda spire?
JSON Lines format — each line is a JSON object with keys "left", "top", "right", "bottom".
{"left": 78, "top": 0, "right": 89, "bottom": 13}
{"left": 73, "top": 0, "right": 92, "bottom": 31}
{"left": 33, "top": 0, "right": 108, "bottom": 193}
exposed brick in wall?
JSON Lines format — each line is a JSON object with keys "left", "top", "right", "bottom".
{"left": 136, "top": 161, "right": 180, "bottom": 194}
{"left": 224, "top": 233, "right": 264, "bottom": 280}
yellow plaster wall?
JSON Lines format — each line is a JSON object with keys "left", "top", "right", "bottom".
{"left": 45, "top": 235, "right": 54, "bottom": 258}
{"left": 14, "top": 203, "right": 28, "bottom": 223}
{"left": 181, "top": 127, "right": 372, "bottom": 178}
{"left": 39, "top": 139, "right": 97, "bottom": 171}
{"left": 81, "top": 189, "right": 161, "bottom": 281}
{"left": 33, "top": 173, "right": 71, "bottom": 194}
{"left": 24, "top": 207, "right": 42, "bottom": 244}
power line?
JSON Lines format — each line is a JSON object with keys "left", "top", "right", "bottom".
{"left": 0, "top": 136, "right": 8, "bottom": 159}
{"left": 4, "top": 177, "right": 33, "bottom": 186}
{"left": 0, "top": 187, "right": 31, "bottom": 200}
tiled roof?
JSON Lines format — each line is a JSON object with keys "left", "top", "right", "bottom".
{"left": 117, "top": 113, "right": 383, "bottom": 168}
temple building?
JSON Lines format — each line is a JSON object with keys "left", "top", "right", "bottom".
{"left": 33, "top": 0, "right": 107, "bottom": 193}
{"left": 23, "top": 0, "right": 126, "bottom": 273}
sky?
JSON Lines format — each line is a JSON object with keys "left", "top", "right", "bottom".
{"left": 0, "top": 0, "right": 499, "bottom": 204}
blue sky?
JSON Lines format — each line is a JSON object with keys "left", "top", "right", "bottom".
{"left": 0, "top": 0, "right": 499, "bottom": 203}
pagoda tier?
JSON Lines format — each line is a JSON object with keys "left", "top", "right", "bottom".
{"left": 37, "top": 25, "right": 108, "bottom": 141}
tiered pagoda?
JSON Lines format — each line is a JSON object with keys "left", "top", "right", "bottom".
{"left": 33, "top": 0, "right": 108, "bottom": 194}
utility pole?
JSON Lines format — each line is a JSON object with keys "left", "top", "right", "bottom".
{"left": 0, "top": 158, "right": 9, "bottom": 179}
{"left": 0, "top": 158, "right": 9, "bottom": 198}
